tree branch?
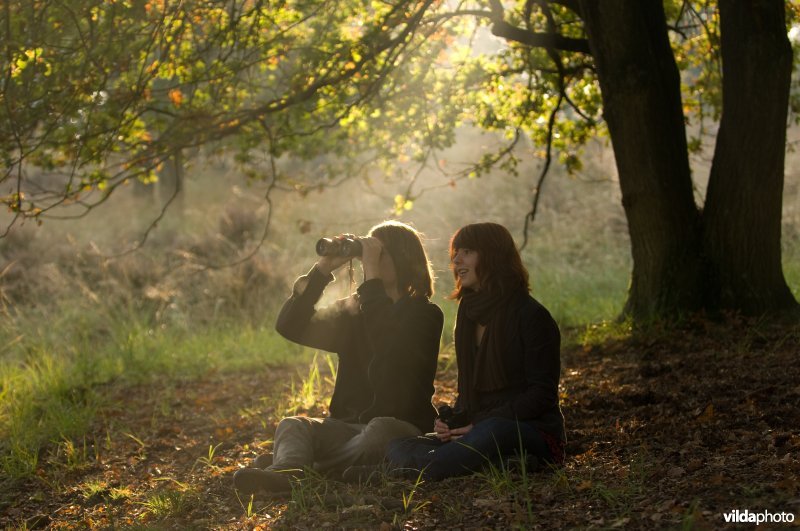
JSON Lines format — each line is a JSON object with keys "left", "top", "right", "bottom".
{"left": 194, "top": 124, "right": 279, "bottom": 270}
{"left": 520, "top": 91, "right": 564, "bottom": 252}
{"left": 519, "top": 1, "right": 569, "bottom": 252}
{"left": 488, "top": 0, "right": 590, "bottom": 54}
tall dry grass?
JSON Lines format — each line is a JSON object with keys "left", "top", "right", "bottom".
{"left": 1, "top": 132, "right": 797, "bottom": 478}
{"left": 0, "top": 192, "right": 310, "bottom": 477}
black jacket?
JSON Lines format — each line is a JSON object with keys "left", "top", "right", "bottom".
{"left": 455, "top": 292, "right": 566, "bottom": 442}
{"left": 275, "top": 266, "right": 444, "bottom": 433}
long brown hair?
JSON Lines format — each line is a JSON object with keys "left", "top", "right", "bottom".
{"left": 449, "top": 222, "right": 529, "bottom": 299}
{"left": 370, "top": 220, "right": 434, "bottom": 299}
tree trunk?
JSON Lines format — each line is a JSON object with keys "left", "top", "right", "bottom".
{"left": 579, "top": 0, "right": 705, "bottom": 319}
{"left": 703, "top": 0, "right": 797, "bottom": 313}
{"left": 159, "top": 149, "right": 185, "bottom": 215}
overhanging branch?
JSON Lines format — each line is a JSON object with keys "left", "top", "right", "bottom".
{"left": 488, "top": 0, "right": 590, "bottom": 54}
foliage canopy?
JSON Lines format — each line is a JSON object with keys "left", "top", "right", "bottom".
{"left": 6, "top": 1, "right": 796, "bottom": 230}
{"left": 0, "top": 0, "right": 800, "bottom": 290}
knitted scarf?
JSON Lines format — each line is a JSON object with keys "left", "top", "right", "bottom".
{"left": 454, "top": 288, "right": 517, "bottom": 414}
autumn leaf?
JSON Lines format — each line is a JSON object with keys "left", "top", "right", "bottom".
{"left": 696, "top": 403, "right": 714, "bottom": 423}
{"left": 393, "top": 194, "right": 413, "bottom": 215}
{"left": 169, "top": 88, "right": 184, "bottom": 107}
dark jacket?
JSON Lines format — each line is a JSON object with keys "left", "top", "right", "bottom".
{"left": 275, "top": 266, "right": 444, "bottom": 433}
{"left": 456, "top": 292, "right": 566, "bottom": 442}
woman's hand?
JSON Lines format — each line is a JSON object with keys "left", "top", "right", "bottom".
{"left": 433, "top": 418, "right": 452, "bottom": 442}
{"left": 433, "top": 419, "right": 474, "bottom": 442}
{"left": 359, "top": 236, "right": 384, "bottom": 281}
{"left": 447, "top": 424, "right": 473, "bottom": 440}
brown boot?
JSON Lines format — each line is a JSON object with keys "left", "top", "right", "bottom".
{"left": 233, "top": 468, "right": 302, "bottom": 496}
{"left": 252, "top": 453, "right": 273, "bottom": 468}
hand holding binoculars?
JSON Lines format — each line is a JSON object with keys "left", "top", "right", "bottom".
{"left": 316, "top": 236, "right": 362, "bottom": 257}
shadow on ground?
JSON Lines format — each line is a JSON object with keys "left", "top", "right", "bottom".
{"left": 2, "top": 317, "right": 799, "bottom": 529}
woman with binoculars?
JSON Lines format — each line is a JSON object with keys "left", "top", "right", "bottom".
{"left": 234, "top": 221, "right": 443, "bottom": 495}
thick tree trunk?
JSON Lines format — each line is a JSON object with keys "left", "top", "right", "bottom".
{"left": 703, "top": 0, "right": 797, "bottom": 313}
{"left": 579, "top": 1, "right": 704, "bottom": 319}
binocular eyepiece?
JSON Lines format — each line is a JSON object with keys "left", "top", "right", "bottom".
{"left": 315, "top": 236, "right": 362, "bottom": 257}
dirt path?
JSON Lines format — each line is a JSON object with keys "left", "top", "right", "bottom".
{"left": 2, "top": 318, "right": 799, "bottom": 529}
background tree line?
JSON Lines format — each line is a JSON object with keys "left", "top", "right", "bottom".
{"left": 2, "top": 0, "right": 799, "bottom": 321}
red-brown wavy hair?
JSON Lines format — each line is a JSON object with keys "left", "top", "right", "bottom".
{"left": 449, "top": 222, "right": 529, "bottom": 300}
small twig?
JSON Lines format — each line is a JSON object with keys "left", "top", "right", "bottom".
{"left": 105, "top": 155, "right": 181, "bottom": 259}
{"left": 193, "top": 124, "right": 280, "bottom": 271}
{"left": 520, "top": 2, "right": 570, "bottom": 252}
{"left": 520, "top": 92, "right": 564, "bottom": 252}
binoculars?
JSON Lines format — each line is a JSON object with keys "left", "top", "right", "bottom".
{"left": 315, "top": 236, "right": 362, "bottom": 257}
{"left": 437, "top": 405, "right": 471, "bottom": 429}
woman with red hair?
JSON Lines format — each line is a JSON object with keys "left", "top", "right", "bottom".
{"left": 386, "top": 222, "right": 565, "bottom": 480}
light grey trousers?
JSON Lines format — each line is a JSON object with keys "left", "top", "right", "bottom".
{"left": 268, "top": 416, "right": 421, "bottom": 475}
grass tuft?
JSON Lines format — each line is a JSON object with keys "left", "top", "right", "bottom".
{"left": 280, "top": 352, "right": 336, "bottom": 417}
{"left": 140, "top": 488, "right": 199, "bottom": 519}
{"left": 0, "top": 314, "right": 306, "bottom": 478}
{"left": 577, "top": 318, "right": 633, "bottom": 348}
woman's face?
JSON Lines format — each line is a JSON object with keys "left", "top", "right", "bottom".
{"left": 370, "top": 236, "right": 397, "bottom": 288}
{"left": 452, "top": 248, "right": 480, "bottom": 290}
{"left": 377, "top": 249, "right": 397, "bottom": 287}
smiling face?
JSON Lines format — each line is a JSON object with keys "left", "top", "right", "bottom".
{"left": 449, "top": 223, "right": 529, "bottom": 299}
{"left": 452, "top": 247, "right": 480, "bottom": 291}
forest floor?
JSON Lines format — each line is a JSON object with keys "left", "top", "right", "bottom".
{"left": 1, "top": 315, "right": 799, "bottom": 530}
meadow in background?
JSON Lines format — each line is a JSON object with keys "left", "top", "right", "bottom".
{"left": 1, "top": 132, "right": 798, "bottom": 484}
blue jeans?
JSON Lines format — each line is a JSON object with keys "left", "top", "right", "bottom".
{"left": 386, "top": 417, "right": 554, "bottom": 481}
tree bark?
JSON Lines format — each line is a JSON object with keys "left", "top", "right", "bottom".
{"left": 703, "top": 0, "right": 797, "bottom": 313}
{"left": 579, "top": 0, "right": 705, "bottom": 319}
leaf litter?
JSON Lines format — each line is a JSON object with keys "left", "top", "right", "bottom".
{"left": 1, "top": 316, "right": 798, "bottom": 529}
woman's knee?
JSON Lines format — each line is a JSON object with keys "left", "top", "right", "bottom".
{"left": 275, "top": 416, "right": 311, "bottom": 438}
{"left": 358, "top": 417, "right": 420, "bottom": 459}
{"left": 364, "top": 417, "right": 420, "bottom": 443}
{"left": 386, "top": 435, "right": 420, "bottom": 465}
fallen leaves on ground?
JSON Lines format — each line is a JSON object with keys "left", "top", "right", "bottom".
{"left": 1, "top": 316, "right": 799, "bottom": 529}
